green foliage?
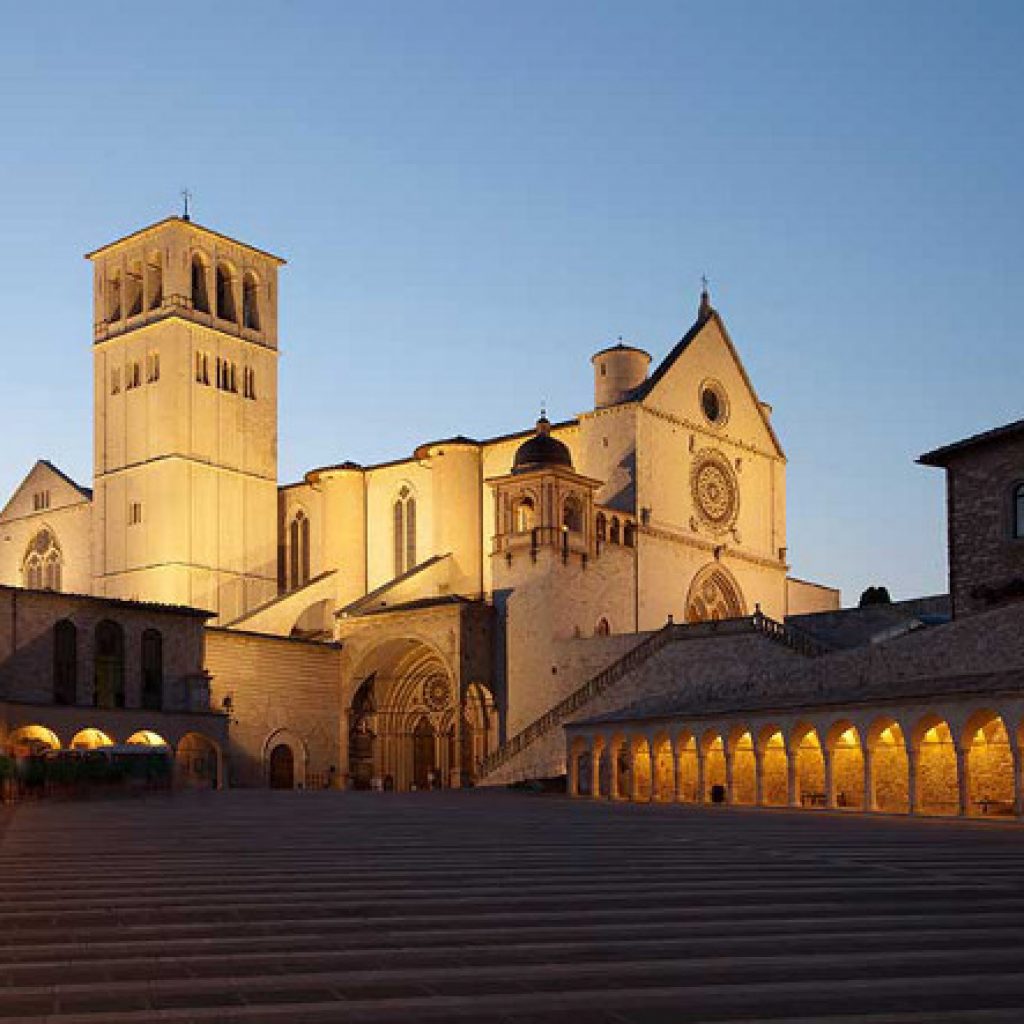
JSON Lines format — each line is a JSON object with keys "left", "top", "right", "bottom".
{"left": 859, "top": 586, "right": 893, "bottom": 607}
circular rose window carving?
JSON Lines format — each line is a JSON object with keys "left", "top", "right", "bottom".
{"left": 690, "top": 449, "right": 739, "bottom": 533}
{"left": 422, "top": 677, "right": 451, "bottom": 712}
{"left": 699, "top": 379, "right": 729, "bottom": 427}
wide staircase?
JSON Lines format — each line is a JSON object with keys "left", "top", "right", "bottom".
{"left": 478, "top": 611, "right": 831, "bottom": 786}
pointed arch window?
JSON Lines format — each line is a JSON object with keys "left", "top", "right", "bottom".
{"left": 126, "top": 259, "right": 144, "bottom": 317}
{"left": 288, "top": 510, "right": 311, "bottom": 589}
{"left": 243, "top": 272, "right": 260, "bottom": 330}
{"left": 107, "top": 270, "right": 122, "bottom": 321}
{"left": 393, "top": 487, "right": 417, "bottom": 577}
{"left": 609, "top": 517, "right": 621, "bottom": 544}
{"left": 94, "top": 620, "right": 126, "bottom": 709}
{"left": 146, "top": 251, "right": 163, "bottom": 310}
{"left": 191, "top": 254, "right": 210, "bottom": 313}
{"left": 24, "top": 529, "right": 62, "bottom": 591}
{"left": 216, "top": 263, "right": 237, "bottom": 322}
{"left": 595, "top": 617, "right": 611, "bottom": 637}
{"left": 141, "top": 629, "right": 163, "bottom": 711}
{"left": 595, "top": 512, "right": 607, "bottom": 542}
{"left": 53, "top": 619, "right": 77, "bottom": 705}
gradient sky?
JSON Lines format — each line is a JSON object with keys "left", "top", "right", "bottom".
{"left": 1, "top": 1, "right": 1021, "bottom": 605}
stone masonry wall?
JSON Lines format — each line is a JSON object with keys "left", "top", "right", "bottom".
{"left": 205, "top": 628, "right": 342, "bottom": 788}
{"left": 943, "top": 435, "right": 1024, "bottom": 617}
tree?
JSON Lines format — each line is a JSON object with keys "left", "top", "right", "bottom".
{"left": 859, "top": 586, "right": 892, "bottom": 607}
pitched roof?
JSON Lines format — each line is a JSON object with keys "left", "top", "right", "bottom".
{"left": 84, "top": 216, "right": 286, "bottom": 264}
{"left": 0, "top": 459, "right": 92, "bottom": 521}
{"left": 629, "top": 305, "right": 785, "bottom": 459}
{"left": 918, "top": 417, "right": 1024, "bottom": 467}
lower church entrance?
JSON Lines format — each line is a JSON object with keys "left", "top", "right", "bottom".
{"left": 345, "top": 637, "right": 496, "bottom": 792}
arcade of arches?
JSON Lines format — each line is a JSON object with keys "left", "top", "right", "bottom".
{"left": 346, "top": 638, "right": 496, "bottom": 791}
{"left": 4, "top": 723, "right": 224, "bottom": 789}
{"left": 569, "top": 704, "right": 1024, "bottom": 819}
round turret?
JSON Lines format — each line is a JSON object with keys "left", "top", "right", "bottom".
{"left": 513, "top": 416, "right": 573, "bottom": 475}
{"left": 591, "top": 342, "right": 651, "bottom": 408}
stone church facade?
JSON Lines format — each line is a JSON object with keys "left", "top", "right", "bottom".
{"left": 0, "top": 216, "right": 839, "bottom": 790}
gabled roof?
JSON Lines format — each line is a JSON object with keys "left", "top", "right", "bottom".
{"left": 630, "top": 304, "right": 785, "bottom": 459}
{"left": 0, "top": 460, "right": 92, "bottom": 521}
{"left": 918, "top": 417, "right": 1024, "bottom": 467}
{"left": 84, "top": 216, "right": 286, "bottom": 265}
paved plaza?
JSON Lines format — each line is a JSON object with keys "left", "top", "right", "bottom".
{"left": 1, "top": 793, "right": 1024, "bottom": 1023}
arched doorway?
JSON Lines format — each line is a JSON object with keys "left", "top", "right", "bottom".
{"left": 176, "top": 733, "right": 221, "bottom": 789}
{"left": 913, "top": 715, "right": 958, "bottom": 816}
{"left": 685, "top": 564, "right": 746, "bottom": 623}
{"left": 759, "top": 728, "right": 788, "bottom": 806}
{"left": 71, "top": 728, "right": 114, "bottom": 750}
{"left": 966, "top": 710, "right": 1016, "bottom": 816}
{"left": 269, "top": 744, "right": 295, "bottom": 789}
{"left": 413, "top": 717, "right": 436, "bottom": 789}
{"left": 7, "top": 724, "right": 61, "bottom": 755}
{"left": 345, "top": 638, "right": 458, "bottom": 791}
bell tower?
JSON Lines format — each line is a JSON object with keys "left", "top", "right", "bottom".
{"left": 86, "top": 216, "right": 285, "bottom": 621}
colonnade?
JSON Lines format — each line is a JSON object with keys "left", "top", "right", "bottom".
{"left": 568, "top": 704, "right": 1024, "bottom": 819}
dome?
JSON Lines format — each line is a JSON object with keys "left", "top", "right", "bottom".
{"left": 512, "top": 416, "right": 573, "bottom": 475}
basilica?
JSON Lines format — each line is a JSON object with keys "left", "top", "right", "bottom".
{"left": 0, "top": 215, "right": 840, "bottom": 791}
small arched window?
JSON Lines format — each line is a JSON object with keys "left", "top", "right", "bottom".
{"left": 393, "top": 487, "right": 417, "bottom": 577}
{"left": 126, "top": 259, "right": 144, "bottom": 317}
{"left": 191, "top": 254, "right": 210, "bottom": 313}
{"left": 242, "top": 272, "right": 260, "bottom": 330}
{"left": 1014, "top": 484, "right": 1024, "bottom": 539}
{"left": 94, "top": 619, "right": 126, "bottom": 709}
{"left": 23, "top": 529, "right": 62, "bottom": 591}
{"left": 53, "top": 619, "right": 77, "bottom": 705}
{"left": 146, "top": 251, "right": 163, "bottom": 310}
{"left": 609, "top": 517, "right": 621, "bottom": 544}
{"left": 289, "top": 511, "right": 311, "bottom": 589}
{"left": 216, "top": 263, "right": 236, "bottom": 322}
{"left": 514, "top": 497, "right": 536, "bottom": 533}
{"left": 595, "top": 512, "right": 607, "bottom": 542}
{"left": 141, "top": 628, "right": 163, "bottom": 711}
{"left": 563, "top": 496, "right": 583, "bottom": 534}
{"left": 107, "top": 270, "right": 122, "bottom": 321}
{"left": 595, "top": 617, "right": 611, "bottom": 637}
{"left": 623, "top": 522, "right": 636, "bottom": 547}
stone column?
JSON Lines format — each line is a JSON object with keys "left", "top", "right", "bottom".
{"left": 824, "top": 747, "right": 836, "bottom": 809}
{"left": 568, "top": 747, "right": 580, "bottom": 798}
{"left": 724, "top": 747, "right": 735, "bottom": 806}
{"left": 696, "top": 749, "right": 706, "bottom": 805}
{"left": 786, "top": 748, "right": 800, "bottom": 808}
{"left": 1013, "top": 743, "right": 1024, "bottom": 818}
{"left": 590, "top": 745, "right": 602, "bottom": 800}
{"left": 864, "top": 745, "right": 877, "bottom": 811}
{"left": 907, "top": 747, "right": 919, "bottom": 816}
{"left": 754, "top": 749, "right": 765, "bottom": 807}
{"left": 628, "top": 744, "right": 640, "bottom": 802}
{"left": 609, "top": 743, "right": 620, "bottom": 801}
{"left": 670, "top": 740, "right": 681, "bottom": 803}
{"left": 956, "top": 747, "right": 970, "bottom": 818}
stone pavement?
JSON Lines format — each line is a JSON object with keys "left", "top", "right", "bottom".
{"left": 1, "top": 792, "right": 1024, "bottom": 1023}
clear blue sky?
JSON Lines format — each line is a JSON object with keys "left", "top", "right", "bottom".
{"left": 2, "top": 1, "right": 1021, "bottom": 605}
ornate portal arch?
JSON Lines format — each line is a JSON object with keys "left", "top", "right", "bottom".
{"left": 685, "top": 563, "right": 746, "bottom": 623}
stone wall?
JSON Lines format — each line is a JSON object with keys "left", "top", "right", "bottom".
{"left": 940, "top": 434, "right": 1024, "bottom": 617}
{"left": 0, "top": 586, "right": 208, "bottom": 710}
{"left": 205, "top": 627, "right": 343, "bottom": 788}
{"left": 484, "top": 627, "right": 803, "bottom": 784}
